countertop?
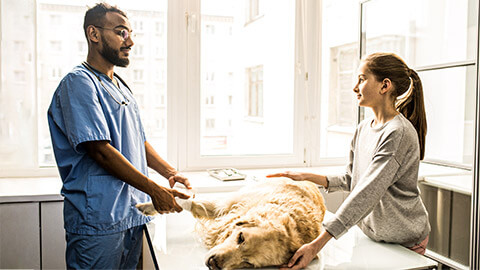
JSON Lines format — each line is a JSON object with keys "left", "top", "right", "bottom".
{"left": 421, "top": 174, "right": 473, "bottom": 195}
{"left": 0, "top": 163, "right": 471, "bottom": 203}
{"left": 0, "top": 177, "right": 63, "bottom": 203}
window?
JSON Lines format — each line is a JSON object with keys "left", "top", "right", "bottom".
{"left": 49, "top": 67, "right": 62, "bottom": 79}
{"left": 50, "top": 40, "right": 62, "bottom": 52}
{"left": 49, "top": 14, "right": 61, "bottom": 25}
{"left": 14, "top": 71, "right": 26, "bottom": 82}
{"left": 0, "top": 0, "right": 168, "bottom": 175}
{"left": 13, "top": 40, "right": 25, "bottom": 51}
{"left": 319, "top": 0, "right": 360, "bottom": 160}
{"left": 77, "top": 41, "right": 87, "bottom": 54}
{"left": 133, "top": 69, "right": 144, "bottom": 81}
{"left": 361, "top": 0, "right": 477, "bottom": 168}
{"left": 246, "top": 65, "right": 263, "bottom": 118}
{"left": 155, "top": 21, "right": 164, "bottom": 35}
{"left": 133, "top": 20, "right": 144, "bottom": 33}
{"left": 189, "top": 0, "right": 299, "bottom": 167}
{"left": 205, "top": 118, "right": 215, "bottom": 129}
{"left": 205, "top": 24, "right": 215, "bottom": 34}
{"left": 359, "top": 0, "right": 478, "bottom": 267}
{"left": 133, "top": 44, "right": 144, "bottom": 58}
{"left": 245, "top": 0, "right": 262, "bottom": 23}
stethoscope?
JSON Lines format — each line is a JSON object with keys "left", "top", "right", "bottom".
{"left": 82, "top": 61, "right": 133, "bottom": 106}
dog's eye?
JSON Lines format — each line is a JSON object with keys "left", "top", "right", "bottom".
{"left": 236, "top": 221, "right": 249, "bottom": 226}
{"left": 237, "top": 232, "right": 245, "bottom": 244}
{"left": 243, "top": 261, "right": 254, "bottom": 267}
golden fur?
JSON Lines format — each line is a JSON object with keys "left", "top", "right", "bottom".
{"left": 137, "top": 178, "right": 326, "bottom": 269}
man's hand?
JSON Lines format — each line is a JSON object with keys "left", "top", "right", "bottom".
{"left": 168, "top": 173, "right": 192, "bottom": 189}
{"left": 150, "top": 183, "right": 190, "bottom": 214}
{"left": 266, "top": 171, "right": 306, "bottom": 181}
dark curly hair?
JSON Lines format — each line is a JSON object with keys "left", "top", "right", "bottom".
{"left": 83, "top": 3, "right": 128, "bottom": 40}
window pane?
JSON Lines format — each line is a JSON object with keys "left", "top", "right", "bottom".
{"left": 0, "top": 0, "right": 37, "bottom": 169}
{"left": 363, "top": 0, "right": 477, "bottom": 67}
{"left": 319, "top": 0, "right": 360, "bottom": 159}
{"left": 6, "top": 0, "right": 169, "bottom": 170}
{"left": 200, "top": 0, "right": 295, "bottom": 156}
{"left": 37, "top": 1, "right": 88, "bottom": 166}
{"left": 107, "top": 2, "right": 168, "bottom": 158}
{"left": 421, "top": 66, "right": 476, "bottom": 166}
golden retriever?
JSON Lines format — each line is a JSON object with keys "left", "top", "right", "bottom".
{"left": 137, "top": 178, "right": 326, "bottom": 269}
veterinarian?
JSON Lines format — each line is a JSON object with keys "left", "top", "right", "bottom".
{"left": 269, "top": 52, "right": 430, "bottom": 270}
{"left": 47, "top": 3, "right": 191, "bottom": 269}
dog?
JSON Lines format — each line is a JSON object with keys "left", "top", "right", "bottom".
{"left": 136, "top": 178, "right": 326, "bottom": 269}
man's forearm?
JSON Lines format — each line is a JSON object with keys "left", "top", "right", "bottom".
{"left": 83, "top": 140, "right": 156, "bottom": 194}
{"left": 144, "top": 141, "right": 177, "bottom": 179}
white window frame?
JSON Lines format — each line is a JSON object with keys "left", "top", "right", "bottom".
{"left": 168, "top": 0, "right": 318, "bottom": 171}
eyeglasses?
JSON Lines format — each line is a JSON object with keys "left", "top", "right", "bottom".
{"left": 94, "top": 26, "right": 134, "bottom": 41}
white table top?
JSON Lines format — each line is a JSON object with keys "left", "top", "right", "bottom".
{"left": 421, "top": 174, "right": 473, "bottom": 195}
{"left": 145, "top": 193, "right": 438, "bottom": 270}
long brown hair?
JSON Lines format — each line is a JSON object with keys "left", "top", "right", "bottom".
{"left": 364, "top": 53, "right": 427, "bottom": 160}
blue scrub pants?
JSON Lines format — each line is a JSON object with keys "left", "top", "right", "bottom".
{"left": 65, "top": 225, "right": 144, "bottom": 269}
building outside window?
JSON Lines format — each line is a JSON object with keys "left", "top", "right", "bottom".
{"left": 246, "top": 65, "right": 263, "bottom": 118}
{"left": 245, "top": 0, "right": 262, "bottom": 24}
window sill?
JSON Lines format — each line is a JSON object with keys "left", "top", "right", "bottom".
{"left": 0, "top": 163, "right": 467, "bottom": 203}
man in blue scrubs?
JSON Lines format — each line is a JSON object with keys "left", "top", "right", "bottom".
{"left": 47, "top": 3, "right": 191, "bottom": 269}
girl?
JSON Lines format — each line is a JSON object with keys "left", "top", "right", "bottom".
{"left": 269, "top": 52, "right": 430, "bottom": 269}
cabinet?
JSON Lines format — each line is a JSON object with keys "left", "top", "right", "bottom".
{"left": 0, "top": 202, "right": 41, "bottom": 269}
{"left": 0, "top": 201, "right": 65, "bottom": 269}
{"left": 41, "top": 201, "right": 66, "bottom": 269}
{"left": 419, "top": 174, "right": 471, "bottom": 269}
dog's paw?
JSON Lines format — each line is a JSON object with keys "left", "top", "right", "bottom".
{"left": 175, "top": 197, "right": 193, "bottom": 211}
{"left": 136, "top": 202, "right": 158, "bottom": 216}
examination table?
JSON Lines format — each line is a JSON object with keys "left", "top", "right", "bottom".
{"left": 144, "top": 192, "right": 438, "bottom": 270}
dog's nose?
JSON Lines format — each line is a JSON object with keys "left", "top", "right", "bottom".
{"left": 206, "top": 255, "right": 221, "bottom": 270}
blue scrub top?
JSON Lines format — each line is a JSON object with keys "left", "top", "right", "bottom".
{"left": 48, "top": 64, "right": 152, "bottom": 235}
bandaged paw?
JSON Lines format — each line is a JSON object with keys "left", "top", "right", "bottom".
{"left": 175, "top": 197, "right": 193, "bottom": 211}
{"left": 136, "top": 202, "right": 158, "bottom": 216}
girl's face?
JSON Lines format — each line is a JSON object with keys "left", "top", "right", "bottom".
{"left": 353, "top": 61, "right": 384, "bottom": 108}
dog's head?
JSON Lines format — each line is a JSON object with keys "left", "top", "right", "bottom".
{"left": 205, "top": 216, "right": 298, "bottom": 270}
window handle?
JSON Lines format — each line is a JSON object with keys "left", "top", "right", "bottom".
{"left": 185, "top": 12, "right": 197, "bottom": 33}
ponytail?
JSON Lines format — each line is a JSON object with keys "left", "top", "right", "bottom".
{"left": 396, "top": 69, "right": 427, "bottom": 160}
{"left": 364, "top": 53, "right": 427, "bottom": 160}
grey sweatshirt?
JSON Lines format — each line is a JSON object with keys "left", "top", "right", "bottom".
{"left": 323, "top": 114, "right": 430, "bottom": 247}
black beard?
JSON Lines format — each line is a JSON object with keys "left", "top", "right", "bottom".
{"left": 100, "top": 36, "right": 130, "bottom": 67}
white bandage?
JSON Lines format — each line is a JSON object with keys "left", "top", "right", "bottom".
{"left": 173, "top": 182, "right": 195, "bottom": 211}
{"left": 175, "top": 197, "right": 193, "bottom": 211}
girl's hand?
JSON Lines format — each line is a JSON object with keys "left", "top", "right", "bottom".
{"left": 266, "top": 171, "right": 306, "bottom": 181}
{"left": 279, "top": 242, "right": 320, "bottom": 270}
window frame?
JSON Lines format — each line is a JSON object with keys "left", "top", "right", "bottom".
{"left": 359, "top": 0, "right": 477, "bottom": 170}
{"left": 0, "top": 0, "right": 339, "bottom": 175}
{"left": 171, "top": 0, "right": 309, "bottom": 170}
